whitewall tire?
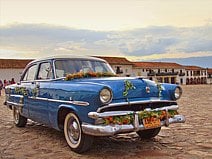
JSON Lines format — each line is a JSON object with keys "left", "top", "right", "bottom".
{"left": 64, "top": 112, "right": 93, "bottom": 153}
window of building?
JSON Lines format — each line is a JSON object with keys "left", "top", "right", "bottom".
{"left": 190, "top": 71, "right": 193, "bottom": 76}
{"left": 165, "top": 69, "right": 167, "bottom": 72}
{"left": 158, "top": 69, "right": 160, "bottom": 73}
{"left": 164, "top": 77, "right": 169, "bottom": 83}
{"left": 116, "top": 66, "right": 123, "bottom": 74}
{"left": 187, "top": 71, "right": 189, "bottom": 76}
{"left": 180, "top": 78, "right": 183, "bottom": 84}
{"left": 172, "top": 69, "right": 174, "bottom": 73}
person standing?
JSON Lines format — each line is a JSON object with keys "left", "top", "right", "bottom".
{"left": 3, "top": 79, "right": 8, "bottom": 88}
{"left": 11, "top": 78, "right": 16, "bottom": 84}
{"left": 0, "top": 80, "right": 3, "bottom": 96}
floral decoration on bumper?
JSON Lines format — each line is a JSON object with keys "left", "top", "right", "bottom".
{"left": 65, "top": 72, "right": 116, "bottom": 80}
{"left": 102, "top": 110, "right": 178, "bottom": 125}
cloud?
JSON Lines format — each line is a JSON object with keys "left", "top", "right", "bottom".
{"left": 0, "top": 23, "right": 212, "bottom": 59}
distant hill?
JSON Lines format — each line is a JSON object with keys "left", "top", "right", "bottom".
{"left": 146, "top": 56, "right": 212, "bottom": 68}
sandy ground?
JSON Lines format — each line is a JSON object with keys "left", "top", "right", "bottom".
{"left": 0, "top": 85, "right": 212, "bottom": 159}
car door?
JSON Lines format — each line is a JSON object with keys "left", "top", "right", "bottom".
{"left": 28, "top": 61, "right": 53, "bottom": 125}
{"left": 20, "top": 63, "right": 38, "bottom": 119}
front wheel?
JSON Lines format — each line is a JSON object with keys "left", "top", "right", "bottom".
{"left": 13, "top": 106, "right": 27, "bottom": 127}
{"left": 64, "top": 112, "right": 93, "bottom": 153}
{"left": 137, "top": 127, "right": 161, "bottom": 139}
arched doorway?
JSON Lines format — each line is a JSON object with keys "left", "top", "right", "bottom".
{"left": 190, "top": 78, "right": 193, "bottom": 84}
{"left": 194, "top": 78, "right": 197, "bottom": 84}
{"left": 197, "top": 77, "right": 200, "bottom": 84}
{"left": 186, "top": 78, "right": 190, "bottom": 85}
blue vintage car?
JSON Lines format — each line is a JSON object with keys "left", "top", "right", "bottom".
{"left": 4, "top": 55, "right": 185, "bottom": 153}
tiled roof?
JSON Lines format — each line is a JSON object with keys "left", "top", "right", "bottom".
{"left": 0, "top": 59, "right": 32, "bottom": 69}
{"left": 133, "top": 62, "right": 184, "bottom": 69}
{"left": 183, "top": 65, "right": 205, "bottom": 70}
{"left": 94, "top": 56, "right": 133, "bottom": 65}
{"left": 207, "top": 68, "right": 212, "bottom": 74}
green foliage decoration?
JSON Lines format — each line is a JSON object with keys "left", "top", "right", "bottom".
{"left": 123, "top": 80, "right": 136, "bottom": 97}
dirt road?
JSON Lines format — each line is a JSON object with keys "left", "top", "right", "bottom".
{"left": 0, "top": 85, "right": 212, "bottom": 159}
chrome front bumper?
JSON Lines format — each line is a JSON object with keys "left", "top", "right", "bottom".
{"left": 82, "top": 105, "right": 186, "bottom": 136}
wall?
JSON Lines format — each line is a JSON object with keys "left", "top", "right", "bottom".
{"left": 0, "top": 69, "right": 24, "bottom": 83}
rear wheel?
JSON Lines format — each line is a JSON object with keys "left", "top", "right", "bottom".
{"left": 137, "top": 127, "right": 161, "bottom": 139}
{"left": 64, "top": 112, "right": 93, "bottom": 153}
{"left": 13, "top": 106, "right": 27, "bottom": 127}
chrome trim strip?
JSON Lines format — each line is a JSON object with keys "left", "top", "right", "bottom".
{"left": 6, "top": 101, "right": 24, "bottom": 107}
{"left": 89, "top": 105, "right": 179, "bottom": 119}
{"left": 145, "top": 105, "right": 179, "bottom": 111}
{"left": 82, "top": 115, "right": 186, "bottom": 136}
{"left": 9, "top": 94, "right": 24, "bottom": 98}
{"left": 97, "top": 100, "right": 176, "bottom": 112}
{"left": 28, "top": 96, "right": 89, "bottom": 106}
{"left": 88, "top": 111, "right": 134, "bottom": 118}
{"left": 28, "top": 96, "right": 48, "bottom": 100}
{"left": 21, "top": 77, "right": 65, "bottom": 83}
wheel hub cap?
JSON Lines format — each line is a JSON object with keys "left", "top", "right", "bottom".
{"left": 69, "top": 120, "right": 80, "bottom": 142}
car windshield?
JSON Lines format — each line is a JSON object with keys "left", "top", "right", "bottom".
{"left": 54, "top": 59, "right": 115, "bottom": 78}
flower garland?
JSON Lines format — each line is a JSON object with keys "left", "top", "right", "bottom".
{"left": 65, "top": 72, "right": 116, "bottom": 81}
{"left": 102, "top": 110, "right": 178, "bottom": 125}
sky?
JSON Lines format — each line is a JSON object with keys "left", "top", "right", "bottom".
{"left": 0, "top": 0, "right": 212, "bottom": 67}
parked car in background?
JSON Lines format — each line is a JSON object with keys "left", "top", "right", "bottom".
{"left": 4, "top": 55, "right": 185, "bottom": 153}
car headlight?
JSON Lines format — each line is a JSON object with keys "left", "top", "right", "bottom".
{"left": 99, "top": 88, "right": 112, "bottom": 104}
{"left": 173, "top": 86, "right": 182, "bottom": 100}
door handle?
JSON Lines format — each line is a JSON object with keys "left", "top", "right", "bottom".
{"left": 31, "top": 81, "right": 40, "bottom": 88}
{"left": 36, "top": 84, "right": 40, "bottom": 88}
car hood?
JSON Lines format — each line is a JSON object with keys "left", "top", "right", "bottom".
{"left": 71, "top": 77, "right": 160, "bottom": 100}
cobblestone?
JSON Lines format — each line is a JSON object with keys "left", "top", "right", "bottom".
{"left": 0, "top": 85, "right": 211, "bottom": 159}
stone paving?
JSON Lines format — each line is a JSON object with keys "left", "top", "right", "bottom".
{"left": 0, "top": 85, "right": 211, "bottom": 159}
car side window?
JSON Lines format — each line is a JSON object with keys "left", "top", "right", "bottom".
{"left": 22, "top": 64, "right": 37, "bottom": 81}
{"left": 37, "top": 62, "right": 53, "bottom": 80}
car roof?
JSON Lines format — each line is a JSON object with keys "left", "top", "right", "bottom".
{"left": 28, "top": 54, "right": 106, "bottom": 65}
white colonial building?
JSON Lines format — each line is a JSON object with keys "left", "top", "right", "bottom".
{"left": 184, "top": 66, "right": 208, "bottom": 84}
{"left": 132, "top": 62, "right": 186, "bottom": 84}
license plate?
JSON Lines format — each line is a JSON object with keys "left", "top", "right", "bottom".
{"left": 143, "top": 118, "right": 161, "bottom": 129}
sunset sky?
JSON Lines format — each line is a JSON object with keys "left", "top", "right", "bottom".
{"left": 0, "top": 0, "right": 212, "bottom": 66}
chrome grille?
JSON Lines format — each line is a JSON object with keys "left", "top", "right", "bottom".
{"left": 98, "top": 101, "right": 177, "bottom": 113}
